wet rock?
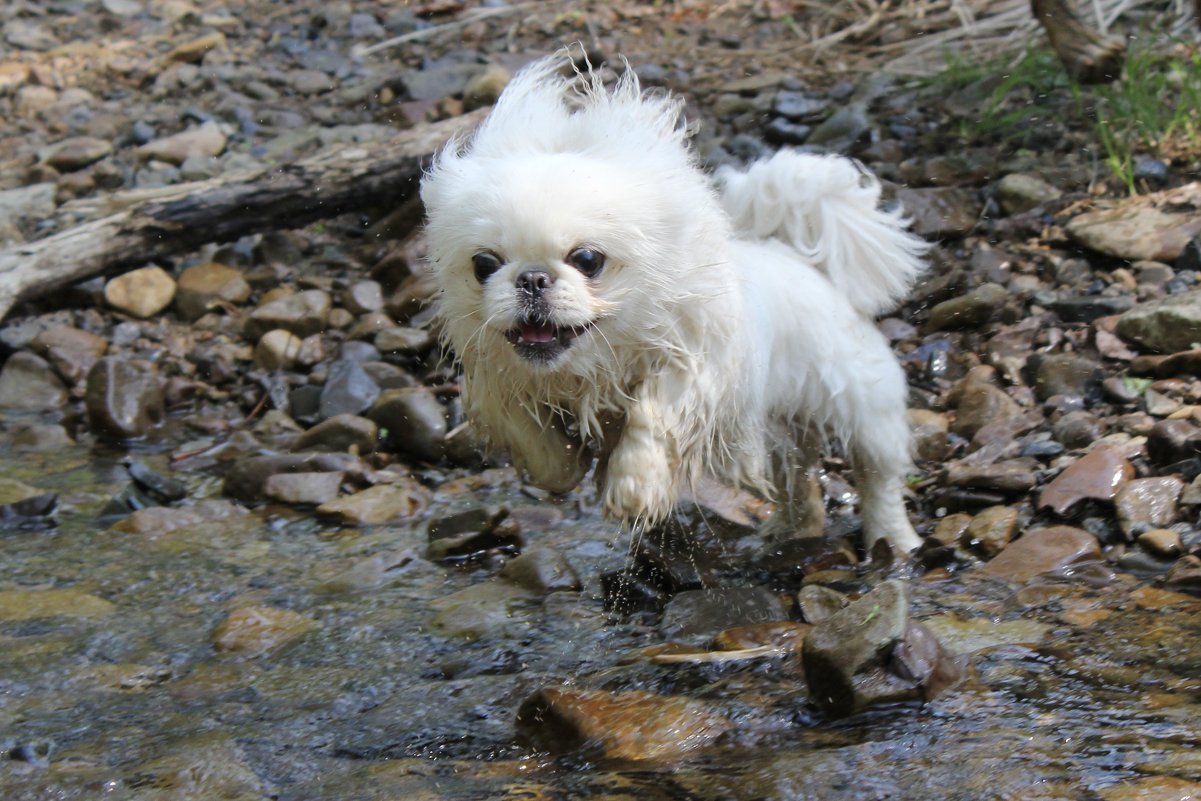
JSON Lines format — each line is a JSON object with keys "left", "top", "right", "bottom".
{"left": 29, "top": 325, "right": 108, "bottom": 385}
{"left": 945, "top": 460, "right": 1037, "bottom": 493}
{"left": 803, "top": 580, "right": 960, "bottom": 717}
{"left": 516, "top": 688, "right": 733, "bottom": 760}
{"left": 293, "top": 414, "right": 378, "bottom": 454}
{"left": 122, "top": 735, "right": 270, "bottom": 800}
{"left": 316, "top": 480, "right": 428, "bottom": 525}
{"left": 1114, "top": 477, "right": 1183, "bottom": 538}
{"left": 0, "top": 588, "right": 115, "bottom": 620}
{"left": 499, "top": 547, "right": 581, "bottom": 593}
{"left": 661, "top": 587, "right": 790, "bottom": 640}
{"left": 427, "top": 508, "right": 522, "bottom": 562}
{"left": 1097, "top": 777, "right": 1201, "bottom": 801}
{"left": 949, "top": 381, "right": 1021, "bottom": 439}
{"left": 896, "top": 187, "right": 982, "bottom": 239}
{"left": 1039, "top": 445, "right": 1134, "bottom": 515}
{"left": 1164, "top": 555, "right": 1201, "bottom": 595}
{"left": 176, "top": 262, "right": 252, "bottom": 321}
{"left": 921, "top": 615, "right": 1051, "bottom": 654}
{"left": 771, "top": 91, "right": 829, "bottom": 120}
{"left": 263, "top": 471, "right": 344, "bottom": 505}
{"left": 996, "top": 172, "right": 1062, "bottom": 214}
{"left": 927, "top": 283, "right": 1007, "bottom": 331}
{"left": 1066, "top": 183, "right": 1201, "bottom": 262}
{"left": 764, "top": 118, "right": 812, "bottom": 145}
{"left": 111, "top": 500, "right": 247, "bottom": 536}
{"left": 9, "top": 423, "right": 73, "bottom": 451}
{"left": 254, "top": 329, "right": 303, "bottom": 370}
{"left": 462, "top": 63, "right": 511, "bottom": 112}
{"left": 1034, "top": 353, "right": 1102, "bottom": 400}
{"left": 1144, "top": 388, "right": 1180, "bottom": 417}
{"left": 797, "top": 584, "right": 849, "bottom": 623}
{"left": 1053, "top": 411, "right": 1105, "bottom": 449}
{"left": 368, "top": 387, "right": 447, "bottom": 462}
{"left": 1139, "top": 528, "right": 1182, "bottom": 559}
{"left": 212, "top": 606, "right": 317, "bottom": 655}
{"left": 712, "top": 621, "right": 811, "bottom": 653}
{"left": 319, "top": 360, "right": 380, "bottom": 419}
{"left": 221, "top": 452, "right": 361, "bottom": 502}
{"left": 245, "top": 289, "right": 331, "bottom": 339}
{"left": 981, "top": 526, "right": 1102, "bottom": 583}
{"left": 138, "top": 120, "right": 227, "bottom": 165}
{"left": 1117, "top": 289, "right": 1201, "bottom": 354}
{"left": 932, "top": 513, "right": 972, "bottom": 546}
{"left": 960, "top": 505, "right": 1020, "bottom": 557}
{"left": 0, "top": 352, "right": 68, "bottom": 409}
{"left": 85, "top": 358, "right": 164, "bottom": 440}
{"left": 342, "top": 280, "right": 384, "bottom": 315}
{"left": 374, "top": 326, "right": 433, "bottom": 354}
{"left": 104, "top": 266, "right": 177, "bottom": 318}
{"left": 1049, "top": 294, "right": 1135, "bottom": 323}
{"left": 429, "top": 580, "right": 538, "bottom": 640}
{"left": 44, "top": 136, "right": 112, "bottom": 171}
{"left": 909, "top": 408, "right": 949, "bottom": 462}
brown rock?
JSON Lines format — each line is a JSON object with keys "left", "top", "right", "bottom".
{"left": 1138, "top": 528, "right": 1183, "bottom": 558}
{"left": 961, "top": 505, "right": 1020, "bottom": 557}
{"left": 950, "top": 382, "right": 1021, "bottom": 439}
{"left": 245, "top": 289, "right": 331, "bottom": 340}
{"left": 0, "top": 588, "right": 115, "bottom": 620}
{"left": 166, "top": 32, "right": 226, "bottom": 63}
{"left": 291, "top": 414, "right": 378, "bottom": 454}
{"left": 896, "top": 186, "right": 982, "bottom": 239}
{"left": 176, "top": 262, "right": 252, "bottom": 321}
{"left": 945, "top": 460, "right": 1037, "bottom": 493}
{"left": 1097, "top": 776, "right": 1201, "bottom": 801}
{"left": 138, "top": 121, "right": 227, "bottom": 165}
{"left": 931, "top": 513, "right": 973, "bottom": 546}
{"left": 1066, "top": 182, "right": 1201, "bottom": 262}
{"left": 30, "top": 325, "right": 108, "bottom": 385}
{"left": 316, "top": 481, "right": 428, "bottom": 525}
{"left": 981, "top": 526, "right": 1102, "bottom": 583}
{"left": 499, "top": 546, "right": 581, "bottom": 593}
{"left": 516, "top": 688, "right": 733, "bottom": 760}
{"left": 253, "top": 329, "right": 303, "bottom": 370}
{"left": 1038, "top": 445, "right": 1134, "bottom": 516}
{"left": 44, "top": 136, "right": 112, "bottom": 171}
{"left": 212, "top": 605, "right": 317, "bottom": 655}
{"left": 104, "top": 266, "right": 177, "bottom": 318}
{"left": 909, "top": 408, "right": 949, "bottom": 462}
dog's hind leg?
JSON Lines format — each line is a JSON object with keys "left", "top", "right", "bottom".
{"left": 849, "top": 408, "right": 923, "bottom": 555}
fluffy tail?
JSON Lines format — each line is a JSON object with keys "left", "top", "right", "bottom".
{"left": 716, "top": 151, "right": 927, "bottom": 318}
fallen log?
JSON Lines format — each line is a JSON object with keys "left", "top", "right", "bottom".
{"left": 0, "top": 108, "right": 488, "bottom": 322}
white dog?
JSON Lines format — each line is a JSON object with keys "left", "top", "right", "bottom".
{"left": 420, "top": 55, "right": 926, "bottom": 553}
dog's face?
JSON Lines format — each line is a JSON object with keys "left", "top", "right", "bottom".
{"left": 423, "top": 151, "right": 672, "bottom": 374}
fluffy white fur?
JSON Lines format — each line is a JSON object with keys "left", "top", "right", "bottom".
{"left": 421, "top": 55, "right": 926, "bottom": 552}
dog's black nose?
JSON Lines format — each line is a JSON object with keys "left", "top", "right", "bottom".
{"left": 516, "top": 270, "right": 554, "bottom": 295}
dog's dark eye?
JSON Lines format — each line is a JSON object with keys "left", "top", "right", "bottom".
{"left": 566, "top": 247, "right": 605, "bottom": 278}
{"left": 472, "top": 251, "right": 503, "bottom": 283}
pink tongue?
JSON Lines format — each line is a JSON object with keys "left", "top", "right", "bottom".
{"left": 521, "top": 322, "right": 556, "bottom": 343}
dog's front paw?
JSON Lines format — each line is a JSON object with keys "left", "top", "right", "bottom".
{"left": 602, "top": 441, "right": 675, "bottom": 523}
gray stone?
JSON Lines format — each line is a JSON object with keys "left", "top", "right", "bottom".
{"left": 1115, "top": 477, "right": 1184, "bottom": 538}
{"left": 805, "top": 102, "right": 870, "bottom": 154}
{"left": 996, "top": 172, "right": 1062, "bottom": 215}
{"left": 222, "top": 452, "right": 361, "bottom": 502}
{"left": 0, "top": 183, "right": 56, "bottom": 231}
{"left": 802, "top": 580, "right": 913, "bottom": 717}
{"left": 319, "top": 360, "right": 380, "bottom": 420}
{"left": 1117, "top": 289, "right": 1201, "bottom": 353}
{"left": 44, "top": 137, "right": 112, "bottom": 171}
{"left": 0, "top": 352, "right": 68, "bottom": 410}
{"left": 661, "top": 587, "right": 789, "bottom": 640}
{"left": 262, "top": 471, "right": 344, "bottom": 505}
{"left": 897, "top": 187, "right": 982, "bottom": 239}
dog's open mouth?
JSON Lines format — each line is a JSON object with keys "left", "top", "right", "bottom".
{"left": 505, "top": 319, "right": 591, "bottom": 362}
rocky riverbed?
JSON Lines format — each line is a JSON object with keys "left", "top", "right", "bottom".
{"left": 3, "top": 1, "right": 1201, "bottom": 799}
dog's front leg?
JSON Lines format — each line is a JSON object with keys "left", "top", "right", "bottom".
{"left": 506, "top": 408, "right": 589, "bottom": 494}
{"left": 602, "top": 388, "right": 676, "bottom": 523}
